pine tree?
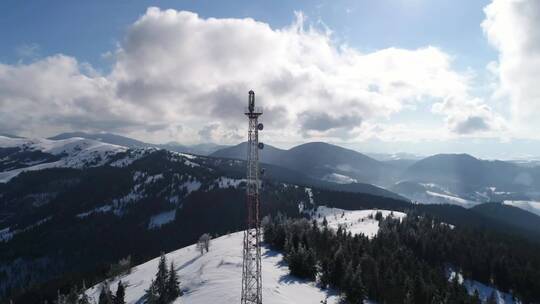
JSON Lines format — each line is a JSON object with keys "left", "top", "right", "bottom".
{"left": 145, "top": 253, "right": 183, "bottom": 304}
{"left": 344, "top": 268, "right": 366, "bottom": 303}
{"left": 114, "top": 281, "right": 125, "bottom": 304}
{"left": 66, "top": 286, "right": 79, "bottom": 304}
{"left": 166, "top": 261, "right": 182, "bottom": 301}
{"left": 144, "top": 280, "right": 159, "bottom": 304}
{"left": 98, "top": 282, "right": 114, "bottom": 304}
{"left": 155, "top": 253, "right": 169, "bottom": 302}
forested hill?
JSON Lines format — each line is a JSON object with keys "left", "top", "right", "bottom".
{"left": 263, "top": 212, "right": 540, "bottom": 303}
{"left": 0, "top": 146, "right": 404, "bottom": 304}
{"left": 2, "top": 140, "right": 540, "bottom": 303}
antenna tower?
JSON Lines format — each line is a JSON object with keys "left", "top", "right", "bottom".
{"left": 241, "top": 90, "right": 264, "bottom": 304}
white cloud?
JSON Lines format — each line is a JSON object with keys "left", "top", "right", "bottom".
{"left": 432, "top": 96, "right": 507, "bottom": 135}
{"left": 0, "top": 7, "right": 504, "bottom": 144}
{"left": 482, "top": 0, "right": 540, "bottom": 137}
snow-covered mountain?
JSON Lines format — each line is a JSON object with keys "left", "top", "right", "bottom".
{"left": 0, "top": 135, "right": 152, "bottom": 183}
{"left": 503, "top": 200, "right": 540, "bottom": 217}
{"left": 49, "top": 132, "right": 229, "bottom": 155}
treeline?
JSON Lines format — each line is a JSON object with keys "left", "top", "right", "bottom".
{"left": 263, "top": 213, "right": 540, "bottom": 303}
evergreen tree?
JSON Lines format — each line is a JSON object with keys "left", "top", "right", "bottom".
{"left": 114, "top": 281, "right": 125, "bottom": 304}
{"left": 66, "top": 286, "right": 79, "bottom": 304}
{"left": 145, "top": 254, "right": 183, "bottom": 303}
{"left": 144, "top": 280, "right": 159, "bottom": 304}
{"left": 344, "top": 268, "right": 366, "bottom": 304}
{"left": 155, "top": 253, "right": 169, "bottom": 302}
{"left": 98, "top": 282, "right": 114, "bottom": 304}
{"left": 166, "top": 262, "right": 182, "bottom": 300}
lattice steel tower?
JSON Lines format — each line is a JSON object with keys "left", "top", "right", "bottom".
{"left": 241, "top": 90, "right": 264, "bottom": 304}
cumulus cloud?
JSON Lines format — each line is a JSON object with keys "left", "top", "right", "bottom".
{"left": 0, "top": 7, "right": 504, "bottom": 143}
{"left": 482, "top": 0, "right": 540, "bottom": 135}
{"left": 298, "top": 111, "right": 362, "bottom": 138}
{"left": 432, "top": 96, "right": 507, "bottom": 135}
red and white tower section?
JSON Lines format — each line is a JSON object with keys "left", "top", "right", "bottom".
{"left": 241, "top": 90, "right": 264, "bottom": 304}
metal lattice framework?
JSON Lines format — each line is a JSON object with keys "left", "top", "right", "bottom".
{"left": 241, "top": 90, "right": 263, "bottom": 304}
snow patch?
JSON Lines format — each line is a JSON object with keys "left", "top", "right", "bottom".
{"left": 305, "top": 188, "right": 314, "bottom": 205}
{"left": 0, "top": 216, "right": 52, "bottom": 242}
{"left": 312, "top": 206, "right": 406, "bottom": 239}
{"left": 448, "top": 270, "right": 519, "bottom": 303}
{"left": 0, "top": 136, "right": 129, "bottom": 183}
{"left": 0, "top": 227, "right": 13, "bottom": 242}
{"left": 145, "top": 173, "right": 164, "bottom": 184}
{"left": 77, "top": 205, "right": 113, "bottom": 218}
{"left": 182, "top": 180, "right": 202, "bottom": 194}
{"left": 148, "top": 210, "right": 176, "bottom": 229}
{"left": 407, "top": 190, "right": 480, "bottom": 208}
{"left": 322, "top": 173, "right": 357, "bottom": 184}
{"left": 215, "top": 177, "right": 244, "bottom": 189}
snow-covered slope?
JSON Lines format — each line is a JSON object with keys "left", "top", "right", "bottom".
{"left": 84, "top": 207, "right": 406, "bottom": 304}
{"left": 503, "top": 200, "right": 540, "bottom": 217}
{"left": 311, "top": 206, "right": 406, "bottom": 238}
{"left": 448, "top": 271, "right": 518, "bottom": 304}
{"left": 0, "top": 136, "right": 152, "bottom": 182}
{"left": 86, "top": 231, "right": 340, "bottom": 304}
{"left": 84, "top": 205, "right": 517, "bottom": 304}
{"left": 393, "top": 182, "right": 481, "bottom": 208}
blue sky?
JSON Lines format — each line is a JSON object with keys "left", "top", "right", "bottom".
{"left": 1, "top": 0, "right": 494, "bottom": 71}
{"left": 1, "top": 0, "right": 539, "bottom": 158}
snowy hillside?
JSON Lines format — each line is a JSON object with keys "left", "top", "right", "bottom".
{"left": 392, "top": 182, "right": 481, "bottom": 208}
{"left": 310, "top": 206, "right": 407, "bottom": 238}
{"left": 86, "top": 207, "right": 408, "bottom": 304}
{"left": 86, "top": 231, "right": 341, "bottom": 304}
{"left": 503, "top": 200, "right": 540, "bottom": 217}
{"left": 0, "top": 135, "right": 153, "bottom": 182}
{"left": 85, "top": 206, "right": 517, "bottom": 304}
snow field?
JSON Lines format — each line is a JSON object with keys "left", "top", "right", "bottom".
{"left": 86, "top": 231, "right": 340, "bottom": 304}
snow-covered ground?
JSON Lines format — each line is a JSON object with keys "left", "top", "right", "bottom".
{"left": 404, "top": 190, "right": 480, "bottom": 208}
{"left": 311, "top": 206, "right": 406, "bottom": 238}
{"left": 448, "top": 271, "right": 519, "bottom": 304}
{"left": 86, "top": 231, "right": 340, "bottom": 304}
{"left": 86, "top": 207, "right": 401, "bottom": 303}
{"left": 322, "top": 173, "right": 357, "bottom": 184}
{"left": 148, "top": 210, "right": 176, "bottom": 229}
{"left": 213, "top": 177, "right": 245, "bottom": 189}
{"left": 0, "top": 136, "right": 130, "bottom": 182}
{"left": 503, "top": 200, "right": 540, "bottom": 217}
{"left": 85, "top": 206, "right": 518, "bottom": 304}
{"left": 0, "top": 216, "right": 52, "bottom": 242}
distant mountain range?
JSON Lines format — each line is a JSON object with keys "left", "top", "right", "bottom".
{"left": 211, "top": 142, "right": 540, "bottom": 210}
{"left": 6, "top": 131, "right": 540, "bottom": 211}
{"left": 2, "top": 133, "right": 540, "bottom": 303}
{"left": 49, "top": 132, "right": 229, "bottom": 156}
{"left": 211, "top": 141, "right": 399, "bottom": 186}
